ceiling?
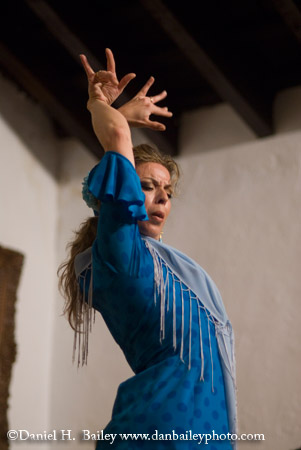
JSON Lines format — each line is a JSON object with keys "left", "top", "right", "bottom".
{"left": 1, "top": 0, "right": 301, "bottom": 157}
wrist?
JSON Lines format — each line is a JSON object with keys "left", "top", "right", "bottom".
{"left": 87, "top": 97, "right": 109, "bottom": 112}
{"left": 117, "top": 104, "right": 128, "bottom": 119}
{"left": 118, "top": 105, "right": 137, "bottom": 127}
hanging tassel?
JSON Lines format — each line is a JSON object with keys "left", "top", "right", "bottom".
{"left": 197, "top": 302, "right": 205, "bottom": 381}
{"left": 188, "top": 291, "right": 192, "bottom": 370}
{"left": 143, "top": 238, "right": 222, "bottom": 388}
{"left": 172, "top": 274, "right": 177, "bottom": 351}
{"left": 180, "top": 285, "right": 185, "bottom": 363}
{"left": 205, "top": 308, "right": 215, "bottom": 393}
{"left": 73, "top": 263, "right": 94, "bottom": 367}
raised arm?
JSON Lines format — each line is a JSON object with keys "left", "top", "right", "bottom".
{"left": 80, "top": 50, "right": 136, "bottom": 165}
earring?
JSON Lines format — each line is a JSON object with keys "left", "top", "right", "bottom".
{"left": 159, "top": 232, "right": 164, "bottom": 242}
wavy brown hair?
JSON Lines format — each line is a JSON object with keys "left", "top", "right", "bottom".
{"left": 57, "top": 216, "right": 98, "bottom": 331}
{"left": 58, "top": 144, "right": 180, "bottom": 331}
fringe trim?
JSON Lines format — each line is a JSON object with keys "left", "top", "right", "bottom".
{"left": 73, "top": 263, "right": 95, "bottom": 367}
{"left": 72, "top": 241, "right": 236, "bottom": 398}
{"left": 144, "top": 239, "right": 220, "bottom": 391}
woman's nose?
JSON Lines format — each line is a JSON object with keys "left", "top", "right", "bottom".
{"left": 156, "top": 188, "right": 168, "bottom": 204}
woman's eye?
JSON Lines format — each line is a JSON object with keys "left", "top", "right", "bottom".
{"left": 141, "top": 183, "right": 153, "bottom": 191}
{"left": 167, "top": 193, "right": 173, "bottom": 199}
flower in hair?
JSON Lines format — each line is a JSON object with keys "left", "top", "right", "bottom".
{"left": 82, "top": 174, "right": 100, "bottom": 213}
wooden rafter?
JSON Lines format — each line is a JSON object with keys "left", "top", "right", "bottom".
{"left": 0, "top": 42, "right": 103, "bottom": 158}
{"left": 25, "top": 0, "right": 177, "bottom": 155}
{"left": 269, "top": 0, "right": 301, "bottom": 43}
{"left": 140, "top": 0, "right": 274, "bottom": 137}
{"left": 25, "top": 0, "right": 103, "bottom": 72}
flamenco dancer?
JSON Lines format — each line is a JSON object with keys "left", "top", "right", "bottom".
{"left": 59, "top": 49, "right": 237, "bottom": 449}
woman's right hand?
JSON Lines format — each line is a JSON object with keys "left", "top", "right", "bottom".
{"left": 80, "top": 49, "right": 136, "bottom": 108}
{"left": 118, "top": 76, "right": 173, "bottom": 131}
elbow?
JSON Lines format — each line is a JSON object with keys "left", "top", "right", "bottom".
{"left": 104, "top": 123, "right": 130, "bottom": 150}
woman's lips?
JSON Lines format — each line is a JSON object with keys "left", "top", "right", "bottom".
{"left": 150, "top": 211, "right": 165, "bottom": 222}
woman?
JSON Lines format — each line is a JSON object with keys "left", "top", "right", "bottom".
{"left": 59, "top": 49, "right": 237, "bottom": 449}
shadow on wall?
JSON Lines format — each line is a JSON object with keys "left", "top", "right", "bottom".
{"left": 0, "top": 245, "right": 24, "bottom": 450}
{"left": 0, "top": 74, "right": 60, "bottom": 179}
{"left": 179, "top": 86, "right": 301, "bottom": 156}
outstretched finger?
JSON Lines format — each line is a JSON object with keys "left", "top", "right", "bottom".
{"left": 150, "top": 90, "right": 168, "bottom": 104}
{"left": 80, "top": 54, "right": 95, "bottom": 79}
{"left": 105, "top": 48, "right": 116, "bottom": 74}
{"left": 119, "top": 73, "right": 136, "bottom": 92}
{"left": 136, "top": 76, "right": 155, "bottom": 97}
{"left": 152, "top": 105, "right": 173, "bottom": 117}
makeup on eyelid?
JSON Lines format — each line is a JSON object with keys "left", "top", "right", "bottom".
{"left": 141, "top": 178, "right": 173, "bottom": 198}
{"left": 136, "top": 162, "right": 172, "bottom": 240}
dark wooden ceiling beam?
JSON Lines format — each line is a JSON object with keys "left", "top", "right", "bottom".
{"left": 140, "top": 0, "right": 273, "bottom": 137}
{"left": 269, "top": 0, "right": 301, "bottom": 44}
{"left": 25, "top": 0, "right": 102, "bottom": 71}
{"left": 0, "top": 42, "right": 103, "bottom": 159}
{"left": 25, "top": 0, "right": 177, "bottom": 155}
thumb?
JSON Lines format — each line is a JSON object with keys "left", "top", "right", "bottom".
{"left": 146, "top": 119, "right": 166, "bottom": 131}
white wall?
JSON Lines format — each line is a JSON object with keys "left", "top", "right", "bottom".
{"left": 49, "top": 139, "right": 134, "bottom": 448}
{"left": 1, "top": 68, "right": 300, "bottom": 450}
{"left": 0, "top": 74, "right": 59, "bottom": 449}
{"left": 179, "top": 102, "right": 256, "bottom": 154}
{"left": 164, "top": 89, "right": 301, "bottom": 450}
{"left": 49, "top": 129, "right": 154, "bottom": 448}
{"left": 0, "top": 70, "right": 160, "bottom": 449}
{"left": 51, "top": 89, "right": 301, "bottom": 450}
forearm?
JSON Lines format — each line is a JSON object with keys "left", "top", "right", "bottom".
{"left": 88, "top": 100, "right": 135, "bottom": 166}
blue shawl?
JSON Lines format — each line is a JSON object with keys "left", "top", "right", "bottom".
{"left": 74, "top": 236, "right": 237, "bottom": 444}
{"left": 142, "top": 236, "right": 237, "bottom": 444}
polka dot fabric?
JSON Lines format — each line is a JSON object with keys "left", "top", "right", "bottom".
{"left": 84, "top": 152, "right": 232, "bottom": 449}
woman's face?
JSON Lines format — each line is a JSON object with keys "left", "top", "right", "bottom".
{"left": 136, "top": 162, "right": 172, "bottom": 240}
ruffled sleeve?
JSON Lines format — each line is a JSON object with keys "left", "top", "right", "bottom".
{"left": 88, "top": 151, "right": 148, "bottom": 221}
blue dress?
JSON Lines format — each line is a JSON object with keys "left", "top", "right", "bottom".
{"left": 77, "top": 152, "right": 234, "bottom": 449}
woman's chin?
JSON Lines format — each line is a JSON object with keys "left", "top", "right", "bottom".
{"left": 138, "top": 222, "right": 161, "bottom": 240}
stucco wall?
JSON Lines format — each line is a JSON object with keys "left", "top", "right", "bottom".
{"left": 0, "top": 74, "right": 59, "bottom": 450}
{"left": 50, "top": 134, "right": 147, "bottom": 448}
{"left": 167, "top": 137, "right": 301, "bottom": 449}
{"left": 1, "top": 68, "right": 300, "bottom": 450}
{"left": 50, "top": 139, "right": 134, "bottom": 446}
{"left": 51, "top": 92, "right": 301, "bottom": 449}
{"left": 169, "top": 92, "right": 301, "bottom": 449}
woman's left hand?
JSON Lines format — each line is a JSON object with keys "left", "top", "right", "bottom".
{"left": 118, "top": 77, "right": 173, "bottom": 131}
{"left": 80, "top": 48, "right": 136, "bottom": 107}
